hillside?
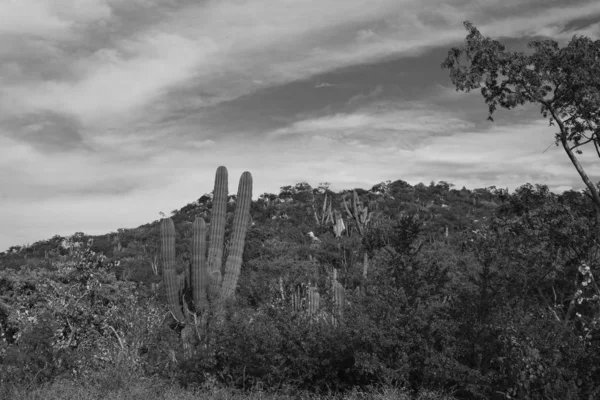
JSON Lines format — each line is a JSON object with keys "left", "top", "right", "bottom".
{"left": 1, "top": 173, "right": 599, "bottom": 399}
{"left": 0, "top": 179, "right": 502, "bottom": 267}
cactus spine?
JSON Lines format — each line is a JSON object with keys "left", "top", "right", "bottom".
{"left": 160, "top": 166, "right": 253, "bottom": 359}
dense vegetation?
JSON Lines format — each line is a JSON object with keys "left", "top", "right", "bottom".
{"left": 1, "top": 178, "right": 599, "bottom": 399}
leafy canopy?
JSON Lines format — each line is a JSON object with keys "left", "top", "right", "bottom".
{"left": 442, "top": 21, "right": 600, "bottom": 219}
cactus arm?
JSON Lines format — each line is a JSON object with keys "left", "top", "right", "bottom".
{"left": 161, "top": 218, "right": 185, "bottom": 322}
{"left": 207, "top": 166, "right": 228, "bottom": 274}
{"left": 221, "top": 171, "right": 253, "bottom": 299}
{"left": 192, "top": 217, "right": 208, "bottom": 312}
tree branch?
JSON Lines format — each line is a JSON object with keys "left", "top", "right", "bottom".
{"left": 108, "top": 325, "right": 125, "bottom": 351}
{"left": 537, "top": 287, "right": 562, "bottom": 322}
{"left": 569, "top": 137, "right": 595, "bottom": 151}
{"left": 546, "top": 103, "right": 600, "bottom": 222}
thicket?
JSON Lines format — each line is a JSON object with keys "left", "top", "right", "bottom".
{"left": 1, "top": 178, "right": 599, "bottom": 400}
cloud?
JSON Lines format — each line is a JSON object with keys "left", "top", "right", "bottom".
{"left": 2, "top": 0, "right": 600, "bottom": 251}
{"left": 479, "top": 1, "right": 600, "bottom": 41}
{"left": 2, "top": 32, "right": 212, "bottom": 129}
{"left": 347, "top": 85, "right": 384, "bottom": 106}
{"left": 0, "top": 0, "right": 112, "bottom": 38}
{"left": 3, "top": 0, "right": 599, "bottom": 130}
{"left": 268, "top": 101, "right": 475, "bottom": 150}
{"left": 1, "top": 111, "right": 87, "bottom": 152}
{"left": 315, "top": 82, "right": 335, "bottom": 88}
{"left": 356, "top": 29, "right": 378, "bottom": 42}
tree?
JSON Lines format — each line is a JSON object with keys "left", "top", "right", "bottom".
{"left": 442, "top": 21, "right": 600, "bottom": 222}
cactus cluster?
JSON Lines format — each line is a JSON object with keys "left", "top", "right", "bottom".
{"left": 160, "top": 166, "right": 252, "bottom": 359}
{"left": 288, "top": 269, "right": 345, "bottom": 325}
{"left": 314, "top": 192, "right": 348, "bottom": 238}
{"left": 291, "top": 284, "right": 321, "bottom": 315}
{"left": 314, "top": 193, "right": 334, "bottom": 225}
{"left": 342, "top": 190, "right": 373, "bottom": 236}
{"left": 341, "top": 190, "right": 374, "bottom": 277}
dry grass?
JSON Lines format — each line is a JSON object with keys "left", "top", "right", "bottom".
{"left": 3, "top": 373, "right": 457, "bottom": 400}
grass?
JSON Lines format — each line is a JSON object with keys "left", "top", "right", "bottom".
{"left": 1, "top": 371, "right": 457, "bottom": 400}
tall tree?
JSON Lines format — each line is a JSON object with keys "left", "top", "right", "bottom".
{"left": 442, "top": 21, "right": 600, "bottom": 222}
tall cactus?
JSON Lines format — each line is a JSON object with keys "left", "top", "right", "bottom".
{"left": 332, "top": 269, "right": 345, "bottom": 314}
{"left": 160, "top": 166, "right": 253, "bottom": 359}
{"left": 221, "top": 171, "right": 253, "bottom": 298}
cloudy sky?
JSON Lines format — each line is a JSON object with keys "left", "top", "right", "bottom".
{"left": 1, "top": 0, "right": 600, "bottom": 251}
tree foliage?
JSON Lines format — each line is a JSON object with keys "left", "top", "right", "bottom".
{"left": 442, "top": 21, "right": 600, "bottom": 221}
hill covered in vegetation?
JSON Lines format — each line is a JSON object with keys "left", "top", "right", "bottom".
{"left": 1, "top": 173, "right": 599, "bottom": 400}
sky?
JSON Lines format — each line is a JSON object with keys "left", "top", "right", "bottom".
{"left": 1, "top": 0, "right": 600, "bottom": 251}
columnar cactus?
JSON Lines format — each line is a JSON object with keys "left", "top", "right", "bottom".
{"left": 160, "top": 166, "right": 253, "bottom": 359}
{"left": 291, "top": 284, "right": 320, "bottom": 315}
{"left": 307, "top": 286, "right": 320, "bottom": 316}
{"left": 332, "top": 269, "right": 344, "bottom": 314}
